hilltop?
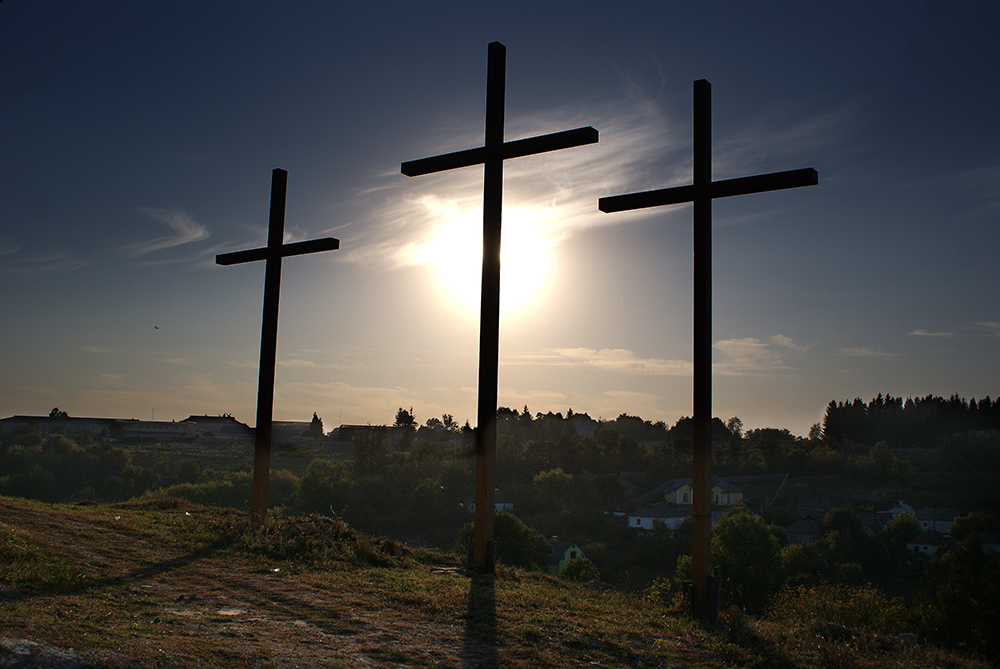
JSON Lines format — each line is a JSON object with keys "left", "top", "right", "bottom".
{"left": 1, "top": 497, "right": 993, "bottom": 669}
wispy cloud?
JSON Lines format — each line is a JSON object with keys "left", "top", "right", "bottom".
{"left": 714, "top": 337, "right": 792, "bottom": 375}
{"left": 714, "top": 101, "right": 864, "bottom": 178}
{"left": 0, "top": 243, "right": 19, "bottom": 255}
{"left": 125, "top": 207, "right": 210, "bottom": 257}
{"left": 976, "top": 322, "right": 1000, "bottom": 336}
{"left": 0, "top": 248, "right": 93, "bottom": 275}
{"left": 839, "top": 347, "right": 897, "bottom": 359}
{"left": 909, "top": 329, "right": 954, "bottom": 337}
{"left": 519, "top": 347, "right": 691, "bottom": 376}
{"left": 157, "top": 357, "right": 196, "bottom": 366}
{"left": 769, "top": 334, "right": 810, "bottom": 352}
{"left": 278, "top": 359, "right": 318, "bottom": 368}
{"left": 82, "top": 346, "right": 114, "bottom": 354}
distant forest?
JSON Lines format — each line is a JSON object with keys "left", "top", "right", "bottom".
{"left": 821, "top": 394, "right": 1000, "bottom": 449}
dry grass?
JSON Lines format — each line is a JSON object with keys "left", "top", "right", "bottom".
{"left": 1, "top": 496, "right": 994, "bottom": 668}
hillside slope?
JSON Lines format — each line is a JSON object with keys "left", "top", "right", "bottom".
{"left": 0, "top": 497, "right": 991, "bottom": 668}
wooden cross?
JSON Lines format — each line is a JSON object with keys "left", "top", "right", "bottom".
{"left": 599, "top": 80, "right": 817, "bottom": 620}
{"left": 401, "top": 42, "right": 598, "bottom": 572}
{"left": 216, "top": 168, "right": 339, "bottom": 522}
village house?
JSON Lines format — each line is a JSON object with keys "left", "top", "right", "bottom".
{"left": 878, "top": 501, "right": 916, "bottom": 522}
{"left": 916, "top": 507, "right": 959, "bottom": 534}
{"left": 548, "top": 538, "right": 586, "bottom": 575}
{"left": 1, "top": 413, "right": 253, "bottom": 443}
{"left": 662, "top": 475, "right": 745, "bottom": 506}
{"left": 179, "top": 415, "right": 254, "bottom": 443}
{"left": 907, "top": 531, "right": 943, "bottom": 557}
{"left": 627, "top": 506, "right": 690, "bottom": 531}
{"left": 1, "top": 414, "right": 116, "bottom": 437}
{"left": 627, "top": 506, "right": 726, "bottom": 531}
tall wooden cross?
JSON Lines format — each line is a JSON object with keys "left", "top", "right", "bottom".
{"left": 217, "top": 168, "right": 339, "bottom": 522}
{"left": 599, "top": 80, "right": 817, "bottom": 620}
{"left": 401, "top": 42, "right": 598, "bottom": 572}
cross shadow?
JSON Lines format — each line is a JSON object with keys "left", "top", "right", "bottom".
{"left": 462, "top": 573, "right": 497, "bottom": 668}
{"left": 2, "top": 544, "right": 221, "bottom": 602}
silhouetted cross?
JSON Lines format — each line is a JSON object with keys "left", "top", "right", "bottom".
{"left": 402, "top": 42, "right": 598, "bottom": 572}
{"left": 217, "top": 168, "right": 339, "bottom": 522}
{"left": 599, "top": 80, "right": 817, "bottom": 620}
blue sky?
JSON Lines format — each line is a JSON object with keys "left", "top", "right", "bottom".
{"left": 2, "top": 2, "right": 998, "bottom": 436}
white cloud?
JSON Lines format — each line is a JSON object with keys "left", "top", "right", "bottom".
{"left": 125, "top": 207, "right": 210, "bottom": 257}
{"left": 839, "top": 347, "right": 896, "bottom": 359}
{"left": 714, "top": 337, "right": 792, "bottom": 375}
{"left": 909, "top": 329, "right": 954, "bottom": 337}
{"left": 522, "top": 347, "right": 691, "bottom": 376}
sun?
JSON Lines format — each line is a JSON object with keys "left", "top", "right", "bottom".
{"left": 415, "top": 204, "right": 555, "bottom": 321}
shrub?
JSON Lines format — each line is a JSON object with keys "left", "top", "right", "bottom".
{"left": 557, "top": 557, "right": 600, "bottom": 582}
{"left": 769, "top": 582, "right": 907, "bottom": 633}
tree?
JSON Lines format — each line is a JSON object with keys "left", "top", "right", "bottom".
{"left": 949, "top": 511, "right": 993, "bottom": 542}
{"left": 711, "top": 506, "right": 782, "bottom": 614}
{"left": 49, "top": 407, "right": 68, "bottom": 418}
{"left": 819, "top": 507, "right": 866, "bottom": 566}
{"left": 882, "top": 513, "right": 919, "bottom": 554}
{"left": 294, "top": 458, "right": 347, "bottom": 514}
{"left": 916, "top": 536, "right": 1000, "bottom": 659}
{"left": 307, "top": 412, "right": 324, "bottom": 439}
{"left": 726, "top": 416, "right": 743, "bottom": 440}
{"left": 351, "top": 428, "right": 389, "bottom": 476}
{"left": 394, "top": 407, "right": 416, "bottom": 429}
{"left": 457, "top": 511, "right": 549, "bottom": 570}
{"left": 442, "top": 414, "right": 459, "bottom": 432}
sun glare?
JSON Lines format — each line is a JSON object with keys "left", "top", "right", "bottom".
{"left": 415, "top": 204, "right": 554, "bottom": 320}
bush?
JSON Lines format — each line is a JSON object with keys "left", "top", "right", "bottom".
{"left": 769, "top": 582, "right": 907, "bottom": 633}
{"left": 557, "top": 557, "right": 600, "bottom": 582}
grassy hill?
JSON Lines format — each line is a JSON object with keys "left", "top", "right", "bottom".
{"left": 0, "top": 496, "right": 992, "bottom": 668}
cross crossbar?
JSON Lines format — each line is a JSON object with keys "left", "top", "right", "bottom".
{"left": 599, "top": 167, "right": 817, "bottom": 212}
{"left": 401, "top": 126, "right": 599, "bottom": 177}
{"left": 216, "top": 238, "right": 340, "bottom": 266}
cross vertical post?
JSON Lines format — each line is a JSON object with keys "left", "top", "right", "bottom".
{"left": 216, "top": 168, "right": 340, "bottom": 523}
{"left": 599, "top": 80, "right": 817, "bottom": 620}
{"left": 691, "top": 79, "right": 713, "bottom": 624}
{"left": 402, "top": 42, "right": 598, "bottom": 572}
{"left": 475, "top": 41, "right": 505, "bottom": 572}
